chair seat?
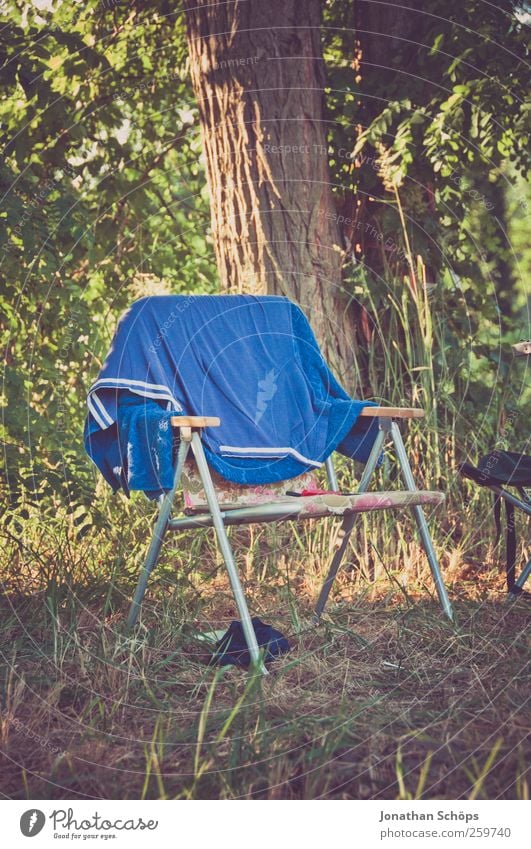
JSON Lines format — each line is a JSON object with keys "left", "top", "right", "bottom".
{"left": 170, "top": 490, "right": 444, "bottom": 530}
{"left": 271, "top": 489, "right": 445, "bottom": 517}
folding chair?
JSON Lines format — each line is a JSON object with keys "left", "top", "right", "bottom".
{"left": 460, "top": 451, "right": 531, "bottom": 598}
{"left": 460, "top": 343, "right": 530, "bottom": 599}
{"left": 124, "top": 406, "right": 453, "bottom": 673}
{"left": 84, "top": 294, "right": 453, "bottom": 674}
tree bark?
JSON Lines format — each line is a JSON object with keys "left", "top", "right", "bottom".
{"left": 184, "top": 0, "right": 357, "bottom": 382}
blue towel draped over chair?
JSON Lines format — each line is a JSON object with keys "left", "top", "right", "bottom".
{"left": 84, "top": 294, "right": 379, "bottom": 495}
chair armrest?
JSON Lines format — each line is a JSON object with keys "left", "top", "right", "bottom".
{"left": 512, "top": 340, "right": 531, "bottom": 357}
{"left": 170, "top": 416, "right": 220, "bottom": 427}
{"left": 170, "top": 416, "right": 220, "bottom": 442}
{"left": 359, "top": 407, "right": 425, "bottom": 419}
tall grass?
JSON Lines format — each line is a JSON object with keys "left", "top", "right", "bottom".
{"left": 0, "top": 492, "right": 529, "bottom": 800}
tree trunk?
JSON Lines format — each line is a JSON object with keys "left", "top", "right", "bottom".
{"left": 184, "top": 0, "right": 357, "bottom": 382}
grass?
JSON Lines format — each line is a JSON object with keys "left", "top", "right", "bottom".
{"left": 0, "top": 498, "right": 529, "bottom": 800}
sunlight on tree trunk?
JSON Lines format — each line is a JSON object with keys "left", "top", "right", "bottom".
{"left": 184, "top": 0, "right": 358, "bottom": 382}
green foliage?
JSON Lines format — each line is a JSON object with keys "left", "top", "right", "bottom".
{"left": 0, "top": 0, "right": 216, "bottom": 518}
{"left": 0, "top": 0, "right": 529, "bottom": 521}
{"left": 322, "top": 0, "right": 529, "bottom": 446}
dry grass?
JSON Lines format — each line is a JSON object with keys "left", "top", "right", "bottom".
{"left": 0, "top": 509, "right": 529, "bottom": 800}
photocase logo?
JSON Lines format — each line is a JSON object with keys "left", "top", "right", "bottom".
{"left": 20, "top": 810, "right": 46, "bottom": 837}
{"left": 254, "top": 369, "right": 278, "bottom": 424}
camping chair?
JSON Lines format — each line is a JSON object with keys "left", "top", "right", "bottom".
{"left": 460, "top": 452, "right": 531, "bottom": 598}
{"left": 84, "top": 294, "right": 453, "bottom": 674}
{"left": 460, "top": 342, "right": 530, "bottom": 599}
{"left": 125, "top": 405, "right": 453, "bottom": 672}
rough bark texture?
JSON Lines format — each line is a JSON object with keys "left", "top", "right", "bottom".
{"left": 184, "top": 0, "right": 357, "bottom": 381}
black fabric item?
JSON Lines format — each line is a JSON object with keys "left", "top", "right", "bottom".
{"left": 505, "top": 499, "right": 516, "bottom": 591}
{"left": 212, "top": 617, "right": 290, "bottom": 667}
{"left": 460, "top": 451, "right": 531, "bottom": 488}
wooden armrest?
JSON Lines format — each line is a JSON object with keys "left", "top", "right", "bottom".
{"left": 359, "top": 406, "right": 425, "bottom": 419}
{"left": 512, "top": 340, "right": 531, "bottom": 357}
{"left": 170, "top": 416, "right": 221, "bottom": 428}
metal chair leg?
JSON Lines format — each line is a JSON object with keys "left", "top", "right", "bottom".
{"left": 313, "top": 426, "right": 386, "bottom": 623}
{"left": 313, "top": 513, "right": 356, "bottom": 623}
{"left": 127, "top": 439, "right": 190, "bottom": 629}
{"left": 191, "top": 433, "right": 267, "bottom": 675}
{"left": 390, "top": 421, "right": 454, "bottom": 621}
{"left": 515, "top": 559, "right": 531, "bottom": 590}
{"left": 325, "top": 456, "right": 339, "bottom": 490}
{"left": 507, "top": 559, "right": 531, "bottom": 602}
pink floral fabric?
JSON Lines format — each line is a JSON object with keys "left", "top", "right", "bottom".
{"left": 182, "top": 461, "right": 320, "bottom": 511}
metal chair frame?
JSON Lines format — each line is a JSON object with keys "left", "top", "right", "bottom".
{"left": 490, "top": 483, "right": 531, "bottom": 599}
{"left": 126, "top": 409, "right": 454, "bottom": 673}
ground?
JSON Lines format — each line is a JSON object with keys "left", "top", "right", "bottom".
{"left": 1, "top": 514, "right": 529, "bottom": 800}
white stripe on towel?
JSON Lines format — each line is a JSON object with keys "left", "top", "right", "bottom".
{"left": 219, "top": 445, "right": 322, "bottom": 467}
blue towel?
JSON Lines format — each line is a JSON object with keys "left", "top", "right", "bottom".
{"left": 116, "top": 392, "right": 175, "bottom": 498}
{"left": 84, "top": 295, "right": 380, "bottom": 493}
